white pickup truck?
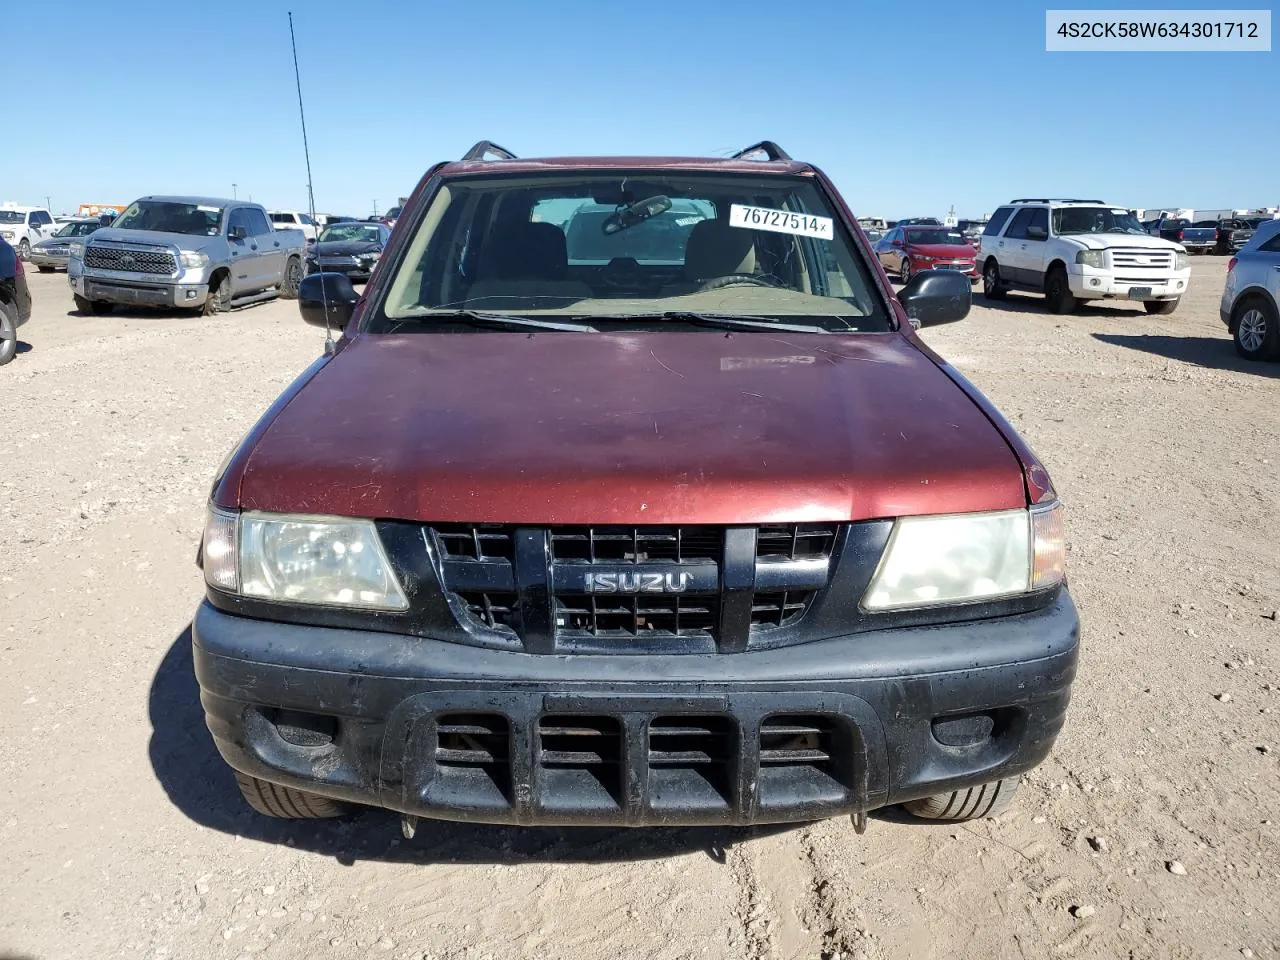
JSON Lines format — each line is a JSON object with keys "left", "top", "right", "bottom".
{"left": 70, "top": 196, "right": 307, "bottom": 316}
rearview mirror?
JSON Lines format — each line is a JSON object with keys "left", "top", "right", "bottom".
{"left": 602, "top": 195, "right": 672, "bottom": 235}
{"left": 897, "top": 270, "right": 970, "bottom": 329}
{"left": 299, "top": 272, "right": 360, "bottom": 329}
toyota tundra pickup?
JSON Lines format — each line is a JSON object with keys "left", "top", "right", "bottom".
{"left": 194, "top": 140, "right": 1079, "bottom": 831}
{"left": 70, "top": 196, "right": 306, "bottom": 315}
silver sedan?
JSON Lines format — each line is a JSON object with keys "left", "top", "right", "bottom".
{"left": 28, "top": 218, "right": 102, "bottom": 272}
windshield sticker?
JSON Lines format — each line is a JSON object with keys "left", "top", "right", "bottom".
{"left": 729, "top": 204, "right": 833, "bottom": 240}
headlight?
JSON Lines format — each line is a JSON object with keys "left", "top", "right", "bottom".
{"left": 1075, "top": 250, "right": 1106, "bottom": 268}
{"left": 1174, "top": 252, "right": 1189, "bottom": 270}
{"left": 202, "top": 507, "right": 408, "bottom": 610}
{"left": 862, "top": 504, "right": 1065, "bottom": 611}
{"left": 69, "top": 241, "right": 84, "bottom": 258}
{"left": 180, "top": 251, "right": 210, "bottom": 269}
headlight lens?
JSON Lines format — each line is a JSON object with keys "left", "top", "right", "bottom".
{"left": 1075, "top": 250, "right": 1106, "bottom": 268}
{"left": 180, "top": 251, "right": 210, "bottom": 269}
{"left": 862, "top": 504, "right": 1065, "bottom": 611}
{"left": 69, "top": 241, "right": 84, "bottom": 258}
{"left": 202, "top": 508, "right": 408, "bottom": 610}
{"left": 1174, "top": 251, "right": 1189, "bottom": 270}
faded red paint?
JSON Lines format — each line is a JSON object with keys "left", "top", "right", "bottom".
{"left": 219, "top": 332, "right": 1027, "bottom": 525}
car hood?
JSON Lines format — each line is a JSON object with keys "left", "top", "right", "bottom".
{"left": 87, "top": 226, "right": 216, "bottom": 249}
{"left": 907, "top": 243, "right": 976, "bottom": 258}
{"left": 34, "top": 237, "right": 73, "bottom": 249}
{"left": 233, "top": 333, "right": 1027, "bottom": 525}
{"left": 1062, "top": 233, "right": 1183, "bottom": 251}
{"left": 311, "top": 240, "right": 381, "bottom": 257}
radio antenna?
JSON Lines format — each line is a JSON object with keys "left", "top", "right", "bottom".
{"left": 288, "top": 10, "right": 333, "bottom": 354}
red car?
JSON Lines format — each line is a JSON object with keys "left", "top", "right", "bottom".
{"left": 876, "top": 225, "right": 979, "bottom": 284}
{"left": 193, "top": 140, "right": 1077, "bottom": 832}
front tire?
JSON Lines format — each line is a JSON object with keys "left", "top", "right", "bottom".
{"left": 203, "top": 272, "right": 231, "bottom": 317}
{"left": 1143, "top": 299, "right": 1178, "bottom": 315}
{"left": 1232, "top": 297, "right": 1280, "bottom": 361}
{"left": 899, "top": 259, "right": 911, "bottom": 284}
{"left": 0, "top": 304, "right": 17, "bottom": 366}
{"left": 17, "top": 239, "right": 30, "bottom": 260}
{"left": 233, "top": 771, "right": 348, "bottom": 819}
{"left": 73, "top": 294, "right": 113, "bottom": 315}
{"left": 1044, "top": 266, "right": 1076, "bottom": 314}
{"left": 982, "top": 259, "right": 1007, "bottom": 300}
{"left": 902, "top": 777, "right": 1020, "bottom": 821}
{"left": 278, "top": 256, "right": 303, "bottom": 299}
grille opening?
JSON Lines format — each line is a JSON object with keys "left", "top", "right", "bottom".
{"left": 435, "top": 524, "right": 515, "bottom": 560}
{"left": 648, "top": 715, "right": 735, "bottom": 809}
{"left": 556, "top": 595, "right": 718, "bottom": 637}
{"left": 434, "top": 712, "right": 512, "bottom": 801}
{"left": 759, "top": 715, "right": 836, "bottom": 768}
{"left": 756, "top": 524, "right": 839, "bottom": 560}
{"left": 538, "top": 715, "right": 623, "bottom": 810}
{"left": 264, "top": 708, "right": 336, "bottom": 748}
{"left": 457, "top": 591, "right": 519, "bottom": 629}
{"left": 551, "top": 526, "right": 723, "bottom": 563}
{"left": 750, "top": 591, "right": 815, "bottom": 629}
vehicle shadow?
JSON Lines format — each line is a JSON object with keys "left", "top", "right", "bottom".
{"left": 15, "top": 340, "right": 31, "bottom": 354}
{"left": 148, "top": 627, "right": 799, "bottom": 865}
{"left": 1092, "top": 333, "right": 1280, "bottom": 377}
{"left": 976, "top": 294, "right": 1142, "bottom": 318}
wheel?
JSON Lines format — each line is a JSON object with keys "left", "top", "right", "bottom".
{"left": 37, "top": 265, "right": 55, "bottom": 273}
{"left": 901, "top": 777, "right": 1020, "bottom": 821}
{"left": 1143, "top": 299, "right": 1178, "bottom": 315}
{"left": 1044, "top": 266, "right": 1076, "bottom": 314}
{"left": 73, "top": 294, "right": 113, "bottom": 315}
{"left": 1232, "top": 297, "right": 1280, "bottom": 361}
{"left": 0, "top": 304, "right": 16, "bottom": 366}
{"left": 203, "top": 272, "right": 232, "bottom": 317}
{"left": 899, "top": 259, "right": 911, "bottom": 284}
{"left": 278, "top": 256, "right": 303, "bottom": 299}
{"left": 982, "top": 259, "right": 1007, "bottom": 300}
{"left": 233, "top": 771, "right": 348, "bottom": 819}
{"left": 17, "top": 238, "right": 30, "bottom": 260}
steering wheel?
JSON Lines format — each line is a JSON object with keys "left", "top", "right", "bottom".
{"left": 698, "top": 274, "right": 784, "bottom": 292}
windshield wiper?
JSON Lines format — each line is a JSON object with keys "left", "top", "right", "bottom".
{"left": 656, "top": 311, "right": 838, "bottom": 334}
{"left": 398, "top": 310, "right": 598, "bottom": 333}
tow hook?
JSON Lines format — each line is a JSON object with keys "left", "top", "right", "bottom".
{"left": 850, "top": 811, "right": 868, "bottom": 835}
{"left": 401, "top": 815, "right": 419, "bottom": 840}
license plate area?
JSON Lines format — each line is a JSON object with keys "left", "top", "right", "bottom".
{"left": 1128, "top": 286, "right": 1152, "bottom": 298}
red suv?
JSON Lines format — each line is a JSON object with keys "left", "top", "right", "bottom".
{"left": 194, "top": 140, "right": 1078, "bottom": 831}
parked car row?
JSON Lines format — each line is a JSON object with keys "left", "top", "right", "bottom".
{"left": 1140, "top": 215, "right": 1271, "bottom": 255}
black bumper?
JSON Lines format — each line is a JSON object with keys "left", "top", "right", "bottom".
{"left": 193, "top": 593, "right": 1079, "bottom": 826}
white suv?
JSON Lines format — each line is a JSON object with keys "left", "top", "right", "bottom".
{"left": 0, "top": 205, "right": 58, "bottom": 259}
{"left": 1220, "top": 219, "right": 1280, "bottom": 361}
{"left": 979, "top": 199, "right": 1190, "bottom": 315}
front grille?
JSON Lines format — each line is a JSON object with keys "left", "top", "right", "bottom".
{"left": 648, "top": 716, "right": 736, "bottom": 807}
{"left": 84, "top": 244, "right": 177, "bottom": 275}
{"left": 537, "top": 715, "right": 623, "bottom": 809}
{"left": 555, "top": 594, "right": 718, "bottom": 637}
{"left": 433, "top": 523, "right": 840, "bottom": 652}
{"left": 759, "top": 715, "right": 835, "bottom": 769}
{"left": 1111, "top": 248, "right": 1174, "bottom": 269}
{"left": 1114, "top": 276, "right": 1171, "bottom": 284}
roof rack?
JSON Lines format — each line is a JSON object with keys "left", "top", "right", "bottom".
{"left": 461, "top": 140, "right": 517, "bottom": 162}
{"left": 731, "top": 141, "right": 792, "bottom": 162}
{"left": 1009, "top": 198, "right": 1103, "bottom": 204}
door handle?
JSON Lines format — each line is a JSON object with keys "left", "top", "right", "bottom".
{"left": 273, "top": 241, "right": 280, "bottom": 247}
{"left": 250, "top": 244, "right": 258, "bottom": 250}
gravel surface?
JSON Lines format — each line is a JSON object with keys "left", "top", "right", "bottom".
{"left": 2, "top": 259, "right": 1277, "bottom": 959}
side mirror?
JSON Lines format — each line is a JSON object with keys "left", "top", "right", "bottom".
{"left": 891, "top": 239, "right": 903, "bottom": 247}
{"left": 897, "top": 270, "right": 970, "bottom": 329}
{"left": 228, "top": 225, "right": 246, "bottom": 241}
{"left": 299, "top": 271, "right": 359, "bottom": 329}
{"left": 1026, "top": 225, "right": 1048, "bottom": 240}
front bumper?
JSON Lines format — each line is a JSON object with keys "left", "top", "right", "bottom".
{"left": 193, "top": 592, "right": 1079, "bottom": 826}
{"left": 1069, "top": 270, "right": 1189, "bottom": 301}
{"left": 913, "top": 261, "right": 979, "bottom": 279}
{"left": 305, "top": 259, "right": 376, "bottom": 280}
{"left": 72, "top": 273, "right": 209, "bottom": 308}
{"left": 29, "top": 251, "right": 70, "bottom": 269}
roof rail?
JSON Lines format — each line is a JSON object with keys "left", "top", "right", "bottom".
{"left": 731, "top": 141, "right": 792, "bottom": 162}
{"left": 1009, "top": 198, "right": 1103, "bottom": 204}
{"left": 461, "top": 140, "right": 517, "bottom": 162}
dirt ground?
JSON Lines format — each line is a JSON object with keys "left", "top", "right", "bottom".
{"left": 2, "top": 258, "right": 1277, "bottom": 960}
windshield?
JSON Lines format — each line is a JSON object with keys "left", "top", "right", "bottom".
{"left": 375, "top": 172, "right": 887, "bottom": 333}
{"left": 1053, "top": 207, "right": 1146, "bottom": 236}
{"left": 0, "top": 211, "right": 23, "bottom": 224}
{"left": 906, "top": 229, "right": 967, "bottom": 245}
{"left": 113, "top": 201, "right": 223, "bottom": 236}
{"left": 319, "top": 223, "right": 384, "bottom": 244}
{"left": 55, "top": 221, "right": 99, "bottom": 237}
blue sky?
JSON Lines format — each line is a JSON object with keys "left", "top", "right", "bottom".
{"left": 3, "top": 0, "right": 1275, "bottom": 218}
